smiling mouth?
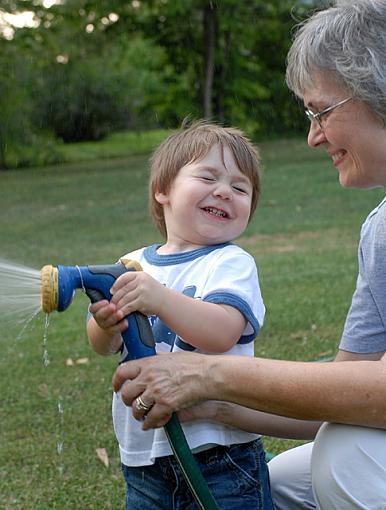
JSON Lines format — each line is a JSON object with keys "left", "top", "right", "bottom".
{"left": 202, "top": 206, "right": 229, "bottom": 218}
{"left": 331, "top": 150, "right": 346, "bottom": 164}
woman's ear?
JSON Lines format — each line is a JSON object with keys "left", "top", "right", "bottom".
{"left": 155, "top": 190, "right": 169, "bottom": 205}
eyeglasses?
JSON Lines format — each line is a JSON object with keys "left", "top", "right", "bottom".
{"left": 305, "top": 97, "right": 353, "bottom": 130}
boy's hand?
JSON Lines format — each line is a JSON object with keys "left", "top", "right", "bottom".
{"left": 110, "top": 271, "right": 165, "bottom": 317}
{"left": 89, "top": 300, "right": 128, "bottom": 335}
{"left": 178, "top": 401, "right": 219, "bottom": 423}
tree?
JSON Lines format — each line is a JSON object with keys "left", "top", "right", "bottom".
{"left": 136, "top": 0, "right": 305, "bottom": 136}
{"left": 0, "top": 38, "right": 59, "bottom": 169}
{"left": 203, "top": 2, "right": 217, "bottom": 118}
{"left": 0, "top": 0, "right": 321, "bottom": 168}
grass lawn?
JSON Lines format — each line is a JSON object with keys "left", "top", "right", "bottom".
{"left": 0, "top": 136, "right": 385, "bottom": 508}
{"left": 57, "top": 130, "right": 172, "bottom": 164}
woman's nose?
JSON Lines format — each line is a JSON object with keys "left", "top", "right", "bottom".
{"left": 307, "top": 121, "right": 327, "bottom": 148}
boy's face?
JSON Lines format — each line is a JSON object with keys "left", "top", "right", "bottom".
{"left": 155, "top": 143, "right": 253, "bottom": 251}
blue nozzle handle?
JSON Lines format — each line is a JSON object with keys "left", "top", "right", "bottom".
{"left": 120, "top": 308, "right": 156, "bottom": 362}
{"left": 85, "top": 288, "right": 106, "bottom": 304}
{"left": 57, "top": 262, "right": 156, "bottom": 360}
{"left": 85, "top": 264, "right": 156, "bottom": 361}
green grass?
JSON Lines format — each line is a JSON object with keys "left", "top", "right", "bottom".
{"left": 0, "top": 137, "right": 385, "bottom": 508}
{"left": 6, "top": 129, "right": 172, "bottom": 169}
{"left": 57, "top": 130, "right": 172, "bottom": 164}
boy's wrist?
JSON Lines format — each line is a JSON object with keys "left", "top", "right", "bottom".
{"left": 154, "top": 285, "right": 173, "bottom": 319}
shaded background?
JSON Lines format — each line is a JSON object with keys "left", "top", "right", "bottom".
{"left": 0, "top": 0, "right": 327, "bottom": 170}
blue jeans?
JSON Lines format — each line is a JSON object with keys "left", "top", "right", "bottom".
{"left": 122, "top": 439, "right": 274, "bottom": 510}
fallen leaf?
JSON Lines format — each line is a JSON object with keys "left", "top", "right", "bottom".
{"left": 317, "top": 350, "right": 333, "bottom": 357}
{"left": 75, "top": 357, "right": 89, "bottom": 365}
{"left": 96, "top": 448, "right": 109, "bottom": 468}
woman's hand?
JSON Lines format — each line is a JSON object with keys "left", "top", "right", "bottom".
{"left": 112, "top": 352, "right": 215, "bottom": 429}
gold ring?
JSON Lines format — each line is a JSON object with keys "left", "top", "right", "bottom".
{"left": 135, "top": 395, "right": 152, "bottom": 412}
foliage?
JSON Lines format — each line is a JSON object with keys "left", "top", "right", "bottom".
{"left": 42, "top": 58, "right": 125, "bottom": 142}
{"left": 0, "top": 0, "right": 325, "bottom": 168}
{"left": 0, "top": 39, "right": 62, "bottom": 168}
{"left": 39, "top": 37, "right": 172, "bottom": 142}
{"left": 121, "top": 0, "right": 312, "bottom": 136}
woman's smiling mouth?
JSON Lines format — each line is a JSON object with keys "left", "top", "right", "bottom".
{"left": 331, "top": 150, "right": 346, "bottom": 166}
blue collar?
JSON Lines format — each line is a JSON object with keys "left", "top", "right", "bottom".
{"left": 143, "top": 242, "right": 231, "bottom": 266}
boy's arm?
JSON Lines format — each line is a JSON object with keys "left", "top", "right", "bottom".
{"left": 179, "top": 401, "right": 321, "bottom": 439}
{"left": 110, "top": 272, "right": 249, "bottom": 353}
{"left": 159, "top": 288, "right": 247, "bottom": 352}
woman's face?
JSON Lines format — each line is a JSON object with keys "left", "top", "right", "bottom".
{"left": 303, "top": 73, "right": 386, "bottom": 189}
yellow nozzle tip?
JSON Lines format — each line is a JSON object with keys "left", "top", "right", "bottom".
{"left": 41, "top": 265, "right": 59, "bottom": 313}
{"left": 120, "top": 258, "right": 142, "bottom": 272}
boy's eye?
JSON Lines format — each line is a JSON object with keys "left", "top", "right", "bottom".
{"left": 200, "top": 175, "right": 216, "bottom": 181}
{"left": 232, "top": 185, "right": 249, "bottom": 194}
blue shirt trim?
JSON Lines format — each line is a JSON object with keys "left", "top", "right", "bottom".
{"left": 143, "top": 243, "right": 231, "bottom": 266}
{"left": 175, "top": 337, "right": 196, "bottom": 351}
{"left": 203, "top": 291, "right": 260, "bottom": 344}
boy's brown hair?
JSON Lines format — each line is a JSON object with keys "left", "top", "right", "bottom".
{"left": 149, "top": 120, "right": 261, "bottom": 238}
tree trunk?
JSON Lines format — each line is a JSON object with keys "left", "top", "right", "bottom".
{"left": 216, "top": 26, "right": 232, "bottom": 123}
{"left": 203, "top": 4, "right": 217, "bottom": 119}
{"left": 0, "top": 129, "right": 7, "bottom": 170}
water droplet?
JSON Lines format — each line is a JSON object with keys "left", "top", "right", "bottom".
{"left": 43, "top": 349, "right": 50, "bottom": 367}
{"left": 42, "top": 313, "right": 50, "bottom": 367}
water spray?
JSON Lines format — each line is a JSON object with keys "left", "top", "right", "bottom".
{"left": 39, "top": 259, "right": 219, "bottom": 510}
{"left": 0, "top": 260, "right": 42, "bottom": 325}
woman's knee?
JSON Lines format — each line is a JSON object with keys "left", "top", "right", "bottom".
{"left": 311, "top": 422, "right": 386, "bottom": 509}
{"left": 269, "top": 442, "right": 315, "bottom": 510}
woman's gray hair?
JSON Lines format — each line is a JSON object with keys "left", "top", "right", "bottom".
{"left": 286, "top": 0, "right": 386, "bottom": 119}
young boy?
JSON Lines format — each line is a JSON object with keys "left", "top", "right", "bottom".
{"left": 87, "top": 121, "right": 273, "bottom": 510}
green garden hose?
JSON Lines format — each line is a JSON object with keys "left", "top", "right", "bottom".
{"left": 165, "top": 414, "right": 220, "bottom": 510}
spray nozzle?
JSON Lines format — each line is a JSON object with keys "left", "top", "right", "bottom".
{"left": 40, "top": 260, "right": 156, "bottom": 361}
{"left": 41, "top": 265, "right": 59, "bottom": 313}
{"left": 40, "top": 259, "right": 142, "bottom": 314}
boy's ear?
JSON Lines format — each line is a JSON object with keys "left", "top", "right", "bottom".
{"left": 154, "top": 190, "right": 169, "bottom": 205}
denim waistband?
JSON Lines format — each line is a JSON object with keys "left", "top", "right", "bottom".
{"left": 164, "top": 439, "right": 259, "bottom": 465}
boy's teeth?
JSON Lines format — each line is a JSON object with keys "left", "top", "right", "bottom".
{"left": 205, "top": 207, "right": 226, "bottom": 217}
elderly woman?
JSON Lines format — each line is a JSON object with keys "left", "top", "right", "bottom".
{"left": 112, "top": 1, "right": 386, "bottom": 508}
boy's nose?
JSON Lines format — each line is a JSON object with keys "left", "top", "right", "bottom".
{"left": 307, "top": 121, "right": 327, "bottom": 148}
{"left": 213, "top": 182, "right": 232, "bottom": 199}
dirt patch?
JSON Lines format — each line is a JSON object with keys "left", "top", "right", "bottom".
{"left": 239, "top": 231, "right": 321, "bottom": 254}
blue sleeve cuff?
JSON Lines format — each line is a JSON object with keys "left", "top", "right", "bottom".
{"left": 203, "top": 292, "right": 260, "bottom": 343}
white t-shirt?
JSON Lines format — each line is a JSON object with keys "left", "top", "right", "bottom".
{"left": 113, "top": 242, "right": 265, "bottom": 467}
